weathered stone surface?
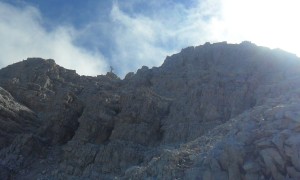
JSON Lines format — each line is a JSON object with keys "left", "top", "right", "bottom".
{"left": 0, "top": 87, "right": 39, "bottom": 149}
{"left": 0, "top": 133, "right": 46, "bottom": 179}
{"left": 1, "top": 42, "right": 300, "bottom": 179}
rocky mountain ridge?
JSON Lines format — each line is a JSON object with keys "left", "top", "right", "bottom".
{"left": 0, "top": 41, "right": 300, "bottom": 179}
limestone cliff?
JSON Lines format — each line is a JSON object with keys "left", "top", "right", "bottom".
{"left": 0, "top": 42, "right": 300, "bottom": 179}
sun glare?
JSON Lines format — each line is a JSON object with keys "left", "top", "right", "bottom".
{"left": 218, "top": 0, "right": 300, "bottom": 56}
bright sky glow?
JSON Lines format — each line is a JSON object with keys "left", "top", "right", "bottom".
{"left": 219, "top": 0, "right": 300, "bottom": 55}
{"left": 0, "top": 0, "right": 299, "bottom": 77}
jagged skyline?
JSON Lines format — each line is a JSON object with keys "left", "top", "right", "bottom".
{"left": 0, "top": 0, "right": 299, "bottom": 76}
{"left": 1, "top": 42, "right": 300, "bottom": 179}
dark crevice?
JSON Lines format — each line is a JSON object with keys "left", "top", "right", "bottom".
{"left": 102, "top": 126, "right": 114, "bottom": 145}
{"left": 60, "top": 105, "right": 85, "bottom": 145}
{"left": 156, "top": 123, "right": 164, "bottom": 144}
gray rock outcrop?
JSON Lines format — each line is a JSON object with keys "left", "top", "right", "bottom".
{"left": 1, "top": 42, "right": 300, "bottom": 179}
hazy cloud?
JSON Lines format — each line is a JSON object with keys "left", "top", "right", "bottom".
{"left": 1, "top": 0, "right": 299, "bottom": 77}
{"left": 108, "top": 0, "right": 221, "bottom": 76}
{"left": 106, "top": 0, "right": 300, "bottom": 77}
{"left": 0, "top": 2, "right": 109, "bottom": 76}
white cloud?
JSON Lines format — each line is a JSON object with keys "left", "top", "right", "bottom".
{"left": 108, "top": 0, "right": 221, "bottom": 76}
{"left": 109, "top": 3, "right": 169, "bottom": 76}
{"left": 0, "top": 2, "right": 109, "bottom": 76}
{"left": 1, "top": 0, "right": 299, "bottom": 78}
{"left": 107, "top": 0, "right": 300, "bottom": 77}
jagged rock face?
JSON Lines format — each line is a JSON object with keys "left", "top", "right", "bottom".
{"left": 0, "top": 59, "right": 84, "bottom": 145}
{"left": 0, "top": 87, "right": 39, "bottom": 149}
{"left": 1, "top": 42, "right": 300, "bottom": 179}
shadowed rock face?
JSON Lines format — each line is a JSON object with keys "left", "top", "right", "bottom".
{"left": 1, "top": 42, "right": 300, "bottom": 179}
{"left": 0, "top": 87, "right": 39, "bottom": 149}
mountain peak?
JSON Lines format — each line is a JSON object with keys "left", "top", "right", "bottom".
{"left": 1, "top": 42, "right": 300, "bottom": 179}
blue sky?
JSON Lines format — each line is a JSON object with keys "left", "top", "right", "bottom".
{"left": 0, "top": 0, "right": 299, "bottom": 77}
